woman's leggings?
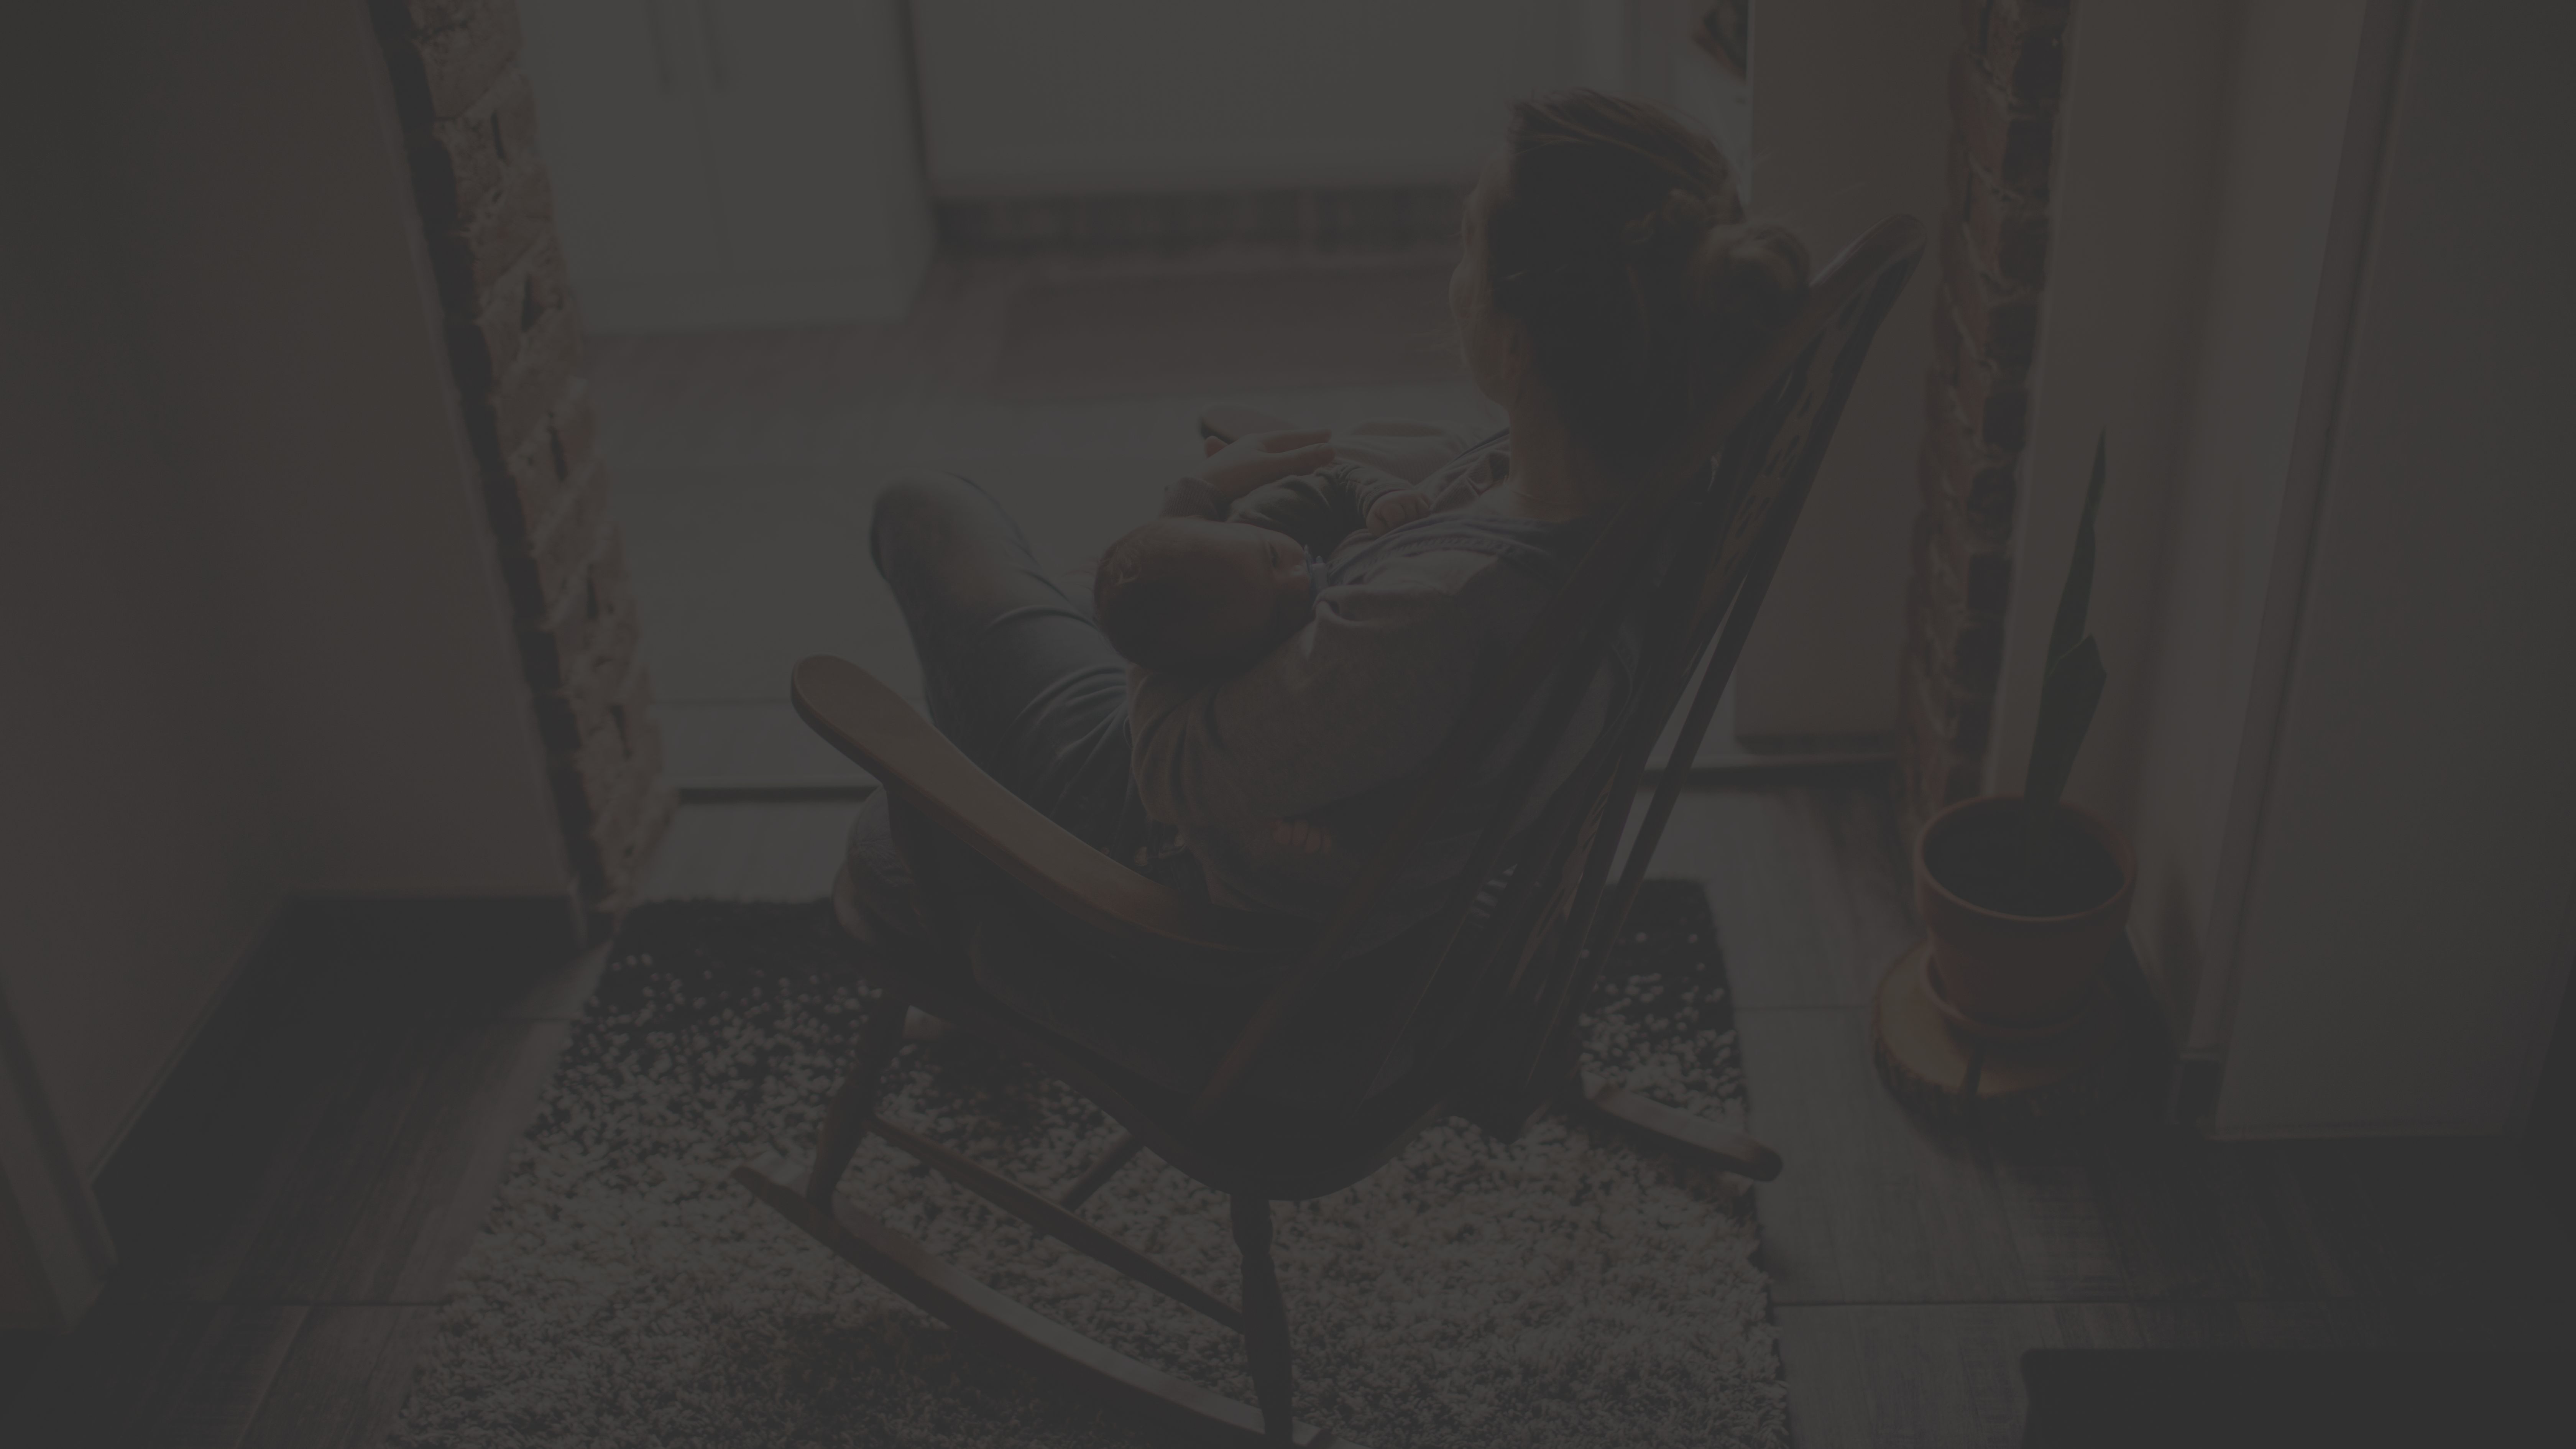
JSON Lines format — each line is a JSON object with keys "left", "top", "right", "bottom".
{"left": 867, "top": 470, "right": 1157, "bottom": 866}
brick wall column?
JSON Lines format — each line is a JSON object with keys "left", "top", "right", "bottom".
{"left": 369, "top": 0, "right": 674, "bottom": 910}
{"left": 1895, "top": 0, "right": 2074, "bottom": 843}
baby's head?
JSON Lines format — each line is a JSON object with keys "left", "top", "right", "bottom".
{"left": 1092, "top": 519, "right": 1314, "bottom": 671}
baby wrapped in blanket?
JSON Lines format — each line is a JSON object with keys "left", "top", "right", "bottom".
{"left": 1090, "top": 420, "right": 1512, "bottom": 853}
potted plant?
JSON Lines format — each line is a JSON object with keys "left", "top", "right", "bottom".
{"left": 1914, "top": 434, "right": 2136, "bottom": 1042}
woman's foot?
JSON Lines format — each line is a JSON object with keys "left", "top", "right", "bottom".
{"left": 903, "top": 1007, "right": 953, "bottom": 1042}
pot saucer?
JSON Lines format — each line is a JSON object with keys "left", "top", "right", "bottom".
{"left": 1916, "top": 943, "right": 2106, "bottom": 1048}
{"left": 1872, "top": 942, "right": 2129, "bottom": 1127}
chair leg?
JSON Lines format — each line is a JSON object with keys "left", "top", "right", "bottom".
{"left": 807, "top": 989, "right": 913, "bottom": 1209}
{"left": 1229, "top": 1195, "right": 1295, "bottom": 1442}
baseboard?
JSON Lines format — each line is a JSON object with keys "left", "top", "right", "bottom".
{"left": 89, "top": 893, "right": 587, "bottom": 1264}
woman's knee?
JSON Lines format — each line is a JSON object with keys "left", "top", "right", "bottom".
{"left": 868, "top": 470, "right": 981, "bottom": 573}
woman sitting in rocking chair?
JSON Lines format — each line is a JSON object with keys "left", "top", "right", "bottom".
{"left": 849, "top": 90, "right": 1808, "bottom": 1088}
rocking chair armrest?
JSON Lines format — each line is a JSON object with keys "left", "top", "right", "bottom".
{"left": 791, "top": 656, "right": 1300, "bottom": 959}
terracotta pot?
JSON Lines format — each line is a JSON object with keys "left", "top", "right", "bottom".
{"left": 1912, "top": 794, "right": 2136, "bottom": 1039}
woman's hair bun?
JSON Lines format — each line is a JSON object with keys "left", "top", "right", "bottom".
{"left": 1683, "top": 219, "right": 1811, "bottom": 384}
{"left": 1686, "top": 220, "right": 1811, "bottom": 335}
{"left": 1490, "top": 90, "right": 1813, "bottom": 465}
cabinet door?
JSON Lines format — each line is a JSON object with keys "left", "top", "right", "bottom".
{"left": 519, "top": 0, "right": 726, "bottom": 284}
{"left": 693, "top": 0, "right": 930, "bottom": 279}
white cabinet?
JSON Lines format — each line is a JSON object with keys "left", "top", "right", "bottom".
{"left": 518, "top": 0, "right": 934, "bottom": 332}
{"left": 907, "top": 1, "right": 1617, "bottom": 195}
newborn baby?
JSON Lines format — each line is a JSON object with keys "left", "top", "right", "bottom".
{"left": 1091, "top": 459, "right": 1433, "bottom": 673}
{"left": 1092, "top": 459, "right": 1438, "bottom": 857}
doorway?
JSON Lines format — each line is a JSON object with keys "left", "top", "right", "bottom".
{"left": 523, "top": 2, "right": 1780, "bottom": 794}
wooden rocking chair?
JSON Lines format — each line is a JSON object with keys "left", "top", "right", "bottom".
{"left": 737, "top": 216, "right": 1925, "bottom": 1445}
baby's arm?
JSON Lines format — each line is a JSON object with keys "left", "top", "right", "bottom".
{"left": 1227, "top": 461, "right": 1406, "bottom": 555}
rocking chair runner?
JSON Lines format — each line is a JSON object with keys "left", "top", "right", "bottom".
{"left": 736, "top": 215, "right": 1925, "bottom": 1446}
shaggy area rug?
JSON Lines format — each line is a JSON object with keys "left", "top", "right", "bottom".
{"left": 390, "top": 882, "right": 1786, "bottom": 1448}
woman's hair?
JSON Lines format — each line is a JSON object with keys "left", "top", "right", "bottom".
{"left": 1483, "top": 90, "right": 1810, "bottom": 470}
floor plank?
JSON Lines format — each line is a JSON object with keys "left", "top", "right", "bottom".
{"left": 1657, "top": 785, "right": 1917, "bottom": 1010}
{"left": 1743, "top": 1006, "right": 2056, "bottom": 1304}
{"left": 237, "top": 1307, "right": 438, "bottom": 1449}
{"left": 1773, "top": 1302, "right": 2135, "bottom": 1449}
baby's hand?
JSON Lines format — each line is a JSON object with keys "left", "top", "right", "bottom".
{"left": 1269, "top": 818, "right": 1333, "bottom": 855}
{"left": 1365, "top": 490, "right": 1435, "bottom": 534}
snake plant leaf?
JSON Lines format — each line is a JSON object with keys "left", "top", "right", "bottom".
{"left": 2023, "top": 633, "right": 2105, "bottom": 822}
{"left": 2022, "top": 432, "right": 2109, "bottom": 881}
{"left": 2045, "top": 432, "right": 2109, "bottom": 669}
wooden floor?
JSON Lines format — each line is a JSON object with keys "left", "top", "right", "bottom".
{"left": 10, "top": 783, "right": 2568, "bottom": 1446}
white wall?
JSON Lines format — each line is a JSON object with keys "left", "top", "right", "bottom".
{"left": 1723, "top": 0, "right": 1953, "bottom": 739}
{"left": 2211, "top": 2, "right": 2576, "bottom": 1135}
{"left": 910, "top": 0, "right": 1622, "bottom": 194}
{"left": 3, "top": 0, "right": 577, "bottom": 1323}
{"left": 89, "top": 0, "right": 575, "bottom": 901}
{"left": 2124, "top": 2, "right": 2368, "bottom": 1042}
{"left": 2, "top": 31, "right": 286, "bottom": 1319}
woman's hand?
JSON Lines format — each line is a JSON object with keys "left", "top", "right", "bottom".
{"left": 1191, "top": 429, "right": 1336, "bottom": 502}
